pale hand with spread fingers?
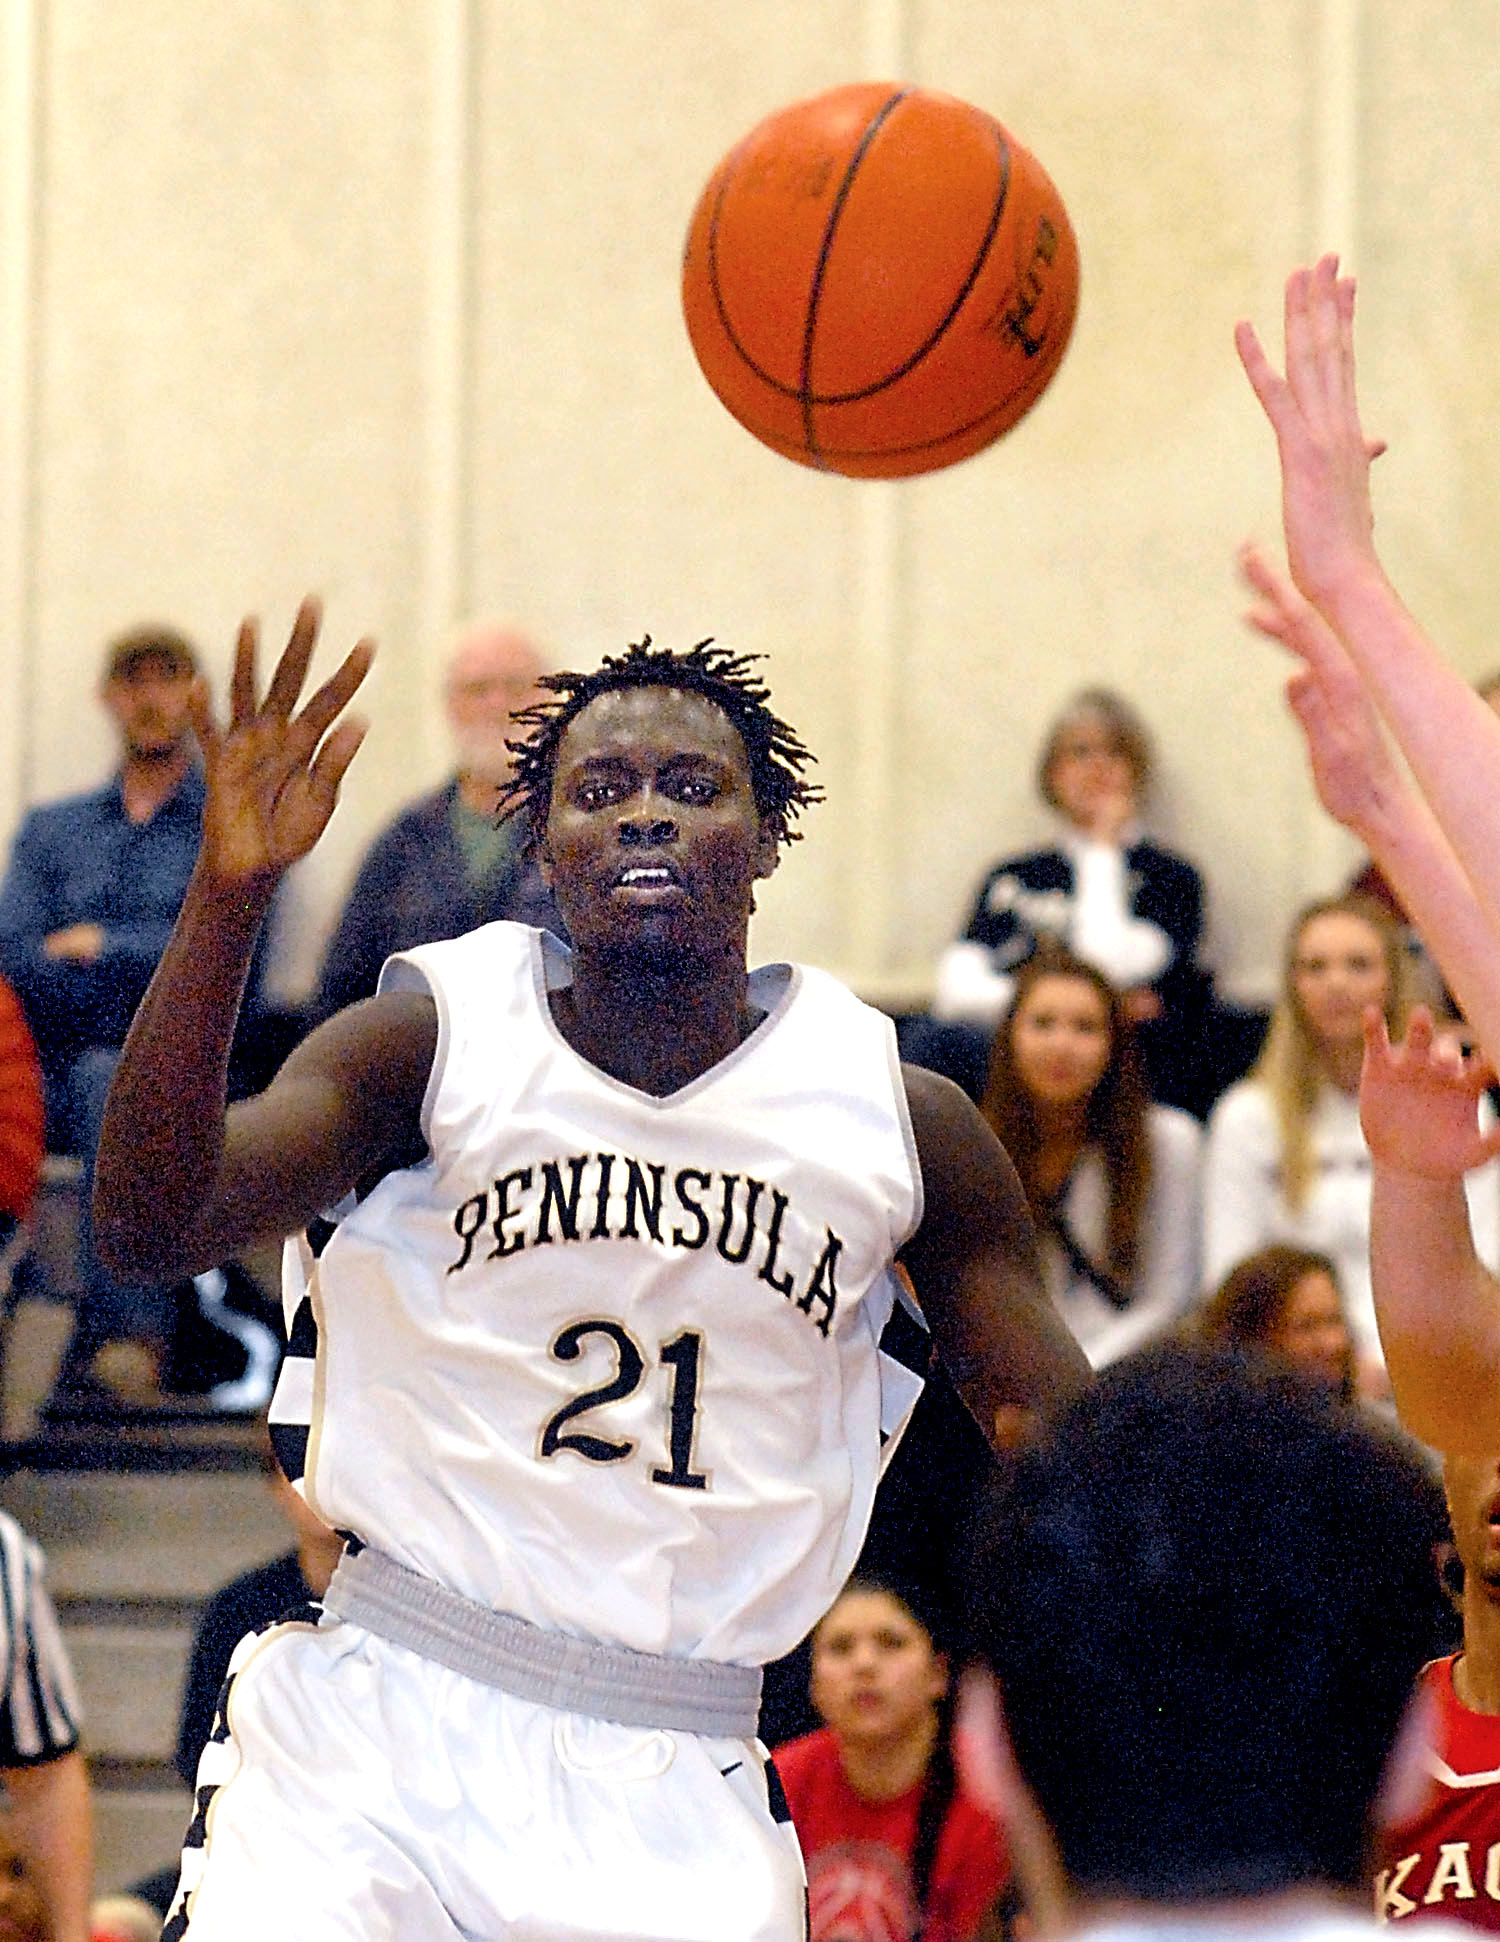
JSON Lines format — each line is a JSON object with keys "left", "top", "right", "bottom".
{"left": 1360, "top": 1006, "right": 1500, "bottom": 1185}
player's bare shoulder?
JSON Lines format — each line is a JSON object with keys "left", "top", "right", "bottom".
{"left": 899, "top": 1061, "right": 1014, "bottom": 1210}
{"left": 290, "top": 987, "right": 440, "bottom": 1115}
{"left": 897, "top": 1059, "right": 1088, "bottom": 1432}
{"left": 898, "top": 1058, "right": 1043, "bottom": 1300}
{"left": 221, "top": 988, "right": 440, "bottom": 1223}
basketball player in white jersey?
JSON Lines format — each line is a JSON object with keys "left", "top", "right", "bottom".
{"left": 94, "top": 603, "right": 1089, "bottom": 1942}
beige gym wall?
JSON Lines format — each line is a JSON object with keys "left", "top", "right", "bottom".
{"left": 0, "top": 0, "right": 1492, "bottom": 1008}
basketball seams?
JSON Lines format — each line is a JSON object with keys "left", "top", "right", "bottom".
{"left": 806, "top": 119, "right": 1013, "bottom": 411}
{"left": 682, "top": 83, "right": 1078, "bottom": 476}
{"left": 752, "top": 351, "right": 1069, "bottom": 474}
{"left": 703, "top": 148, "right": 782, "bottom": 397}
{"left": 698, "top": 98, "right": 1032, "bottom": 413}
{"left": 798, "top": 89, "right": 908, "bottom": 461}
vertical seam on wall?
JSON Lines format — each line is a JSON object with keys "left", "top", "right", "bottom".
{"left": 848, "top": 0, "right": 912, "bottom": 986}
{"left": 420, "top": 0, "right": 476, "bottom": 753}
{"left": 0, "top": 0, "right": 40, "bottom": 819}
{"left": 1315, "top": 0, "right": 1361, "bottom": 261}
{"left": 1297, "top": 0, "right": 1363, "bottom": 901}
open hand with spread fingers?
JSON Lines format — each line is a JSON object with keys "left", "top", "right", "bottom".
{"left": 1235, "top": 255, "right": 1385, "bottom": 613}
{"left": 1360, "top": 1005, "right": 1500, "bottom": 1183}
{"left": 191, "top": 596, "right": 374, "bottom": 889}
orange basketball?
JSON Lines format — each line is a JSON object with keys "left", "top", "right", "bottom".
{"left": 682, "top": 83, "right": 1079, "bottom": 479}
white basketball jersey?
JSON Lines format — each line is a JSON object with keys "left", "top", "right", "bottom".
{"left": 280, "top": 922, "right": 925, "bottom": 1666}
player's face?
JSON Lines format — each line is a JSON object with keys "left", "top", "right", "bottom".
{"left": 1290, "top": 911, "right": 1389, "bottom": 1053}
{"left": 1010, "top": 974, "right": 1113, "bottom": 1112}
{"left": 102, "top": 653, "right": 196, "bottom": 761}
{"left": 811, "top": 1590, "right": 946, "bottom": 1751}
{"left": 1443, "top": 1453, "right": 1500, "bottom": 1599}
{"left": 1265, "top": 1270, "right": 1353, "bottom": 1395}
{"left": 0, "top": 1820, "right": 48, "bottom": 1942}
{"left": 540, "top": 686, "right": 778, "bottom": 961}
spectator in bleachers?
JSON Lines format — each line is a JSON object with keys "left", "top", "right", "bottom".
{"left": 1203, "top": 894, "right": 1500, "bottom": 1399}
{"left": 1196, "top": 1243, "right": 1356, "bottom": 1402}
{"left": 87, "top": 1896, "right": 158, "bottom": 1941}
{"left": 313, "top": 620, "right": 561, "bottom": 1020}
{"left": 773, "top": 1575, "right": 1007, "bottom": 1942}
{"left": 0, "top": 974, "right": 44, "bottom": 1241}
{"left": 0, "top": 626, "right": 270, "bottom": 1412}
{"left": 979, "top": 946, "right": 1202, "bottom": 1367}
{"left": 932, "top": 688, "right": 1214, "bottom": 1113}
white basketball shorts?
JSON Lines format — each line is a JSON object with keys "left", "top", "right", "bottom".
{"left": 162, "top": 1607, "right": 808, "bottom": 1942}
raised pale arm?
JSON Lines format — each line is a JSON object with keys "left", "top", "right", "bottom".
{"left": 1362, "top": 1009, "right": 1500, "bottom": 1452}
{"left": 1238, "top": 258, "right": 1500, "bottom": 975}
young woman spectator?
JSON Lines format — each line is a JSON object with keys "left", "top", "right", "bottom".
{"left": 1202, "top": 895, "right": 1500, "bottom": 1393}
{"left": 979, "top": 946, "right": 1202, "bottom": 1367}
{"left": 1195, "top": 1241, "right": 1459, "bottom": 1656}
{"left": 1196, "top": 1243, "right": 1356, "bottom": 1402}
{"left": 932, "top": 688, "right": 1212, "bottom": 1110}
{"left": 772, "top": 1577, "right": 1006, "bottom": 1942}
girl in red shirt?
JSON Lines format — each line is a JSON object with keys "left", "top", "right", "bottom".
{"left": 773, "top": 1578, "right": 1008, "bottom": 1942}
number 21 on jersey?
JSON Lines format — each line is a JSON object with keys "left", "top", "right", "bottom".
{"left": 538, "top": 1319, "right": 708, "bottom": 1490}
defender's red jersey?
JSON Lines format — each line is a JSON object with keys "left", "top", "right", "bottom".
{"left": 1378, "top": 1655, "right": 1500, "bottom": 1929}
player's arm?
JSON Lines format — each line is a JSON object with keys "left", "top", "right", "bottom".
{"left": 1361, "top": 1008, "right": 1500, "bottom": 1453}
{"left": 1238, "top": 257, "right": 1500, "bottom": 973}
{"left": 1239, "top": 542, "right": 1500, "bottom": 1069}
{"left": 92, "top": 598, "right": 427, "bottom": 1282}
{"left": 1242, "top": 547, "right": 1500, "bottom": 1446}
{"left": 4, "top": 1750, "right": 91, "bottom": 1942}
{"left": 898, "top": 1064, "right": 1091, "bottom": 1452}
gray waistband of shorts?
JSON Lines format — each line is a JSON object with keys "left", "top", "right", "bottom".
{"left": 322, "top": 1546, "right": 763, "bottom": 1739}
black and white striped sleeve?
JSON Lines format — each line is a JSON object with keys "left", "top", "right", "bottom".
{"left": 0, "top": 1511, "right": 81, "bottom": 1765}
{"left": 267, "top": 1220, "right": 335, "bottom": 1489}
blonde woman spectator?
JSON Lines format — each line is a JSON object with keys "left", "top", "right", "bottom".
{"left": 1203, "top": 895, "right": 1500, "bottom": 1392}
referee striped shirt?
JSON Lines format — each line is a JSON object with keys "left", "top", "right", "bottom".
{"left": 0, "top": 1511, "right": 80, "bottom": 1764}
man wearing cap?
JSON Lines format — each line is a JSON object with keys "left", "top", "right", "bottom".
{"left": 0, "top": 625, "right": 251, "bottom": 1409}
{"left": 314, "top": 620, "right": 562, "bottom": 1018}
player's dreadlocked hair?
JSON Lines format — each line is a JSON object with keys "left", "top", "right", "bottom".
{"left": 497, "top": 636, "right": 822, "bottom": 848}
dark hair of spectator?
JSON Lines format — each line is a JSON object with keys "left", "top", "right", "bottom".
{"left": 814, "top": 1573, "right": 957, "bottom": 1920}
{"left": 102, "top": 623, "right": 199, "bottom": 682}
{"left": 1037, "top": 688, "right": 1154, "bottom": 812}
{"left": 496, "top": 636, "right": 821, "bottom": 847}
{"left": 1198, "top": 1244, "right": 1354, "bottom": 1403}
{"left": 967, "top": 1342, "right": 1443, "bottom": 1904}
{"left": 980, "top": 946, "right": 1152, "bottom": 1284}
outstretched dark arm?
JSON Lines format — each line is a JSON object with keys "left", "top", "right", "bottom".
{"left": 898, "top": 1064, "right": 1091, "bottom": 1451}
{"left": 92, "top": 599, "right": 437, "bottom": 1281}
